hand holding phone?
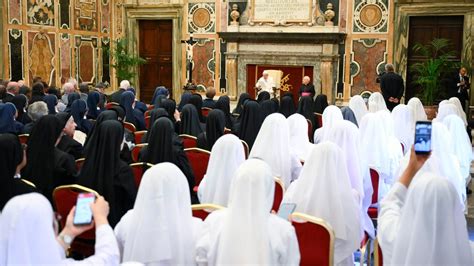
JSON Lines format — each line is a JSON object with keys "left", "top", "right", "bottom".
{"left": 277, "top": 203, "right": 297, "bottom": 221}
{"left": 414, "top": 121, "right": 432, "bottom": 154}
{"left": 73, "top": 193, "right": 96, "bottom": 226}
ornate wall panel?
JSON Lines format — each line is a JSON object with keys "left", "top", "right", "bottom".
{"left": 353, "top": 0, "right": 389, "bottom": 33}
{"left": 3, "top": 0, "right": 113, "bottom": 87}
{"left": 350, "top": 39, "right": 387, "bottom": 95}
{"left": 191, "top": 39, "right": 215, "bottom": 88}
{"left": 187, "top": 2, "right": 216, "bottom": 34}
{"left": 28, "top": 32, "right": 56, "bottom": 84}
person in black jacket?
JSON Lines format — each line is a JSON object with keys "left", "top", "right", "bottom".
{"left": 299, "top": 76, "right": 315, "bottom": 98}
{"left": 78, "top": 120, "right": 136, "bottom": 227}
{"left": 108, "top": 80, "right": 130, "bottom": 103}
{"left": 450, "top": 67, "right": 470, "bottom": 110}
{"left": 380, "top": 64, "right": 404, "bottom": 111}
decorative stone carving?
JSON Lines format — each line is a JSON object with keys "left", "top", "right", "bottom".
{"left": 324, "top": 3, "right": 335, "bottom": 26}
{"left": 230, "top": 4, "right": 240, "bottom": 26}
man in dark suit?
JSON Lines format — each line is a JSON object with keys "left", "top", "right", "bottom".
{"left": 299, "top": 76, "right": 315, "bottom": 98}
{"left": 451, "top": 67, "right": 470, "bottom": 110}
{"left": 380, "top": 64, "right": 404, "bottom": 111}
{"left": 202, "top": 87, "right": 216, "bottom": 109}
{"left": 2, "top": 82, "right": 20, "bottom": 103}
{"left": 108, "top": 80, "right": 130, "bottom": 103}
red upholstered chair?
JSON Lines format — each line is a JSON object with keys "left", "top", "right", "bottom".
{"left": 374, "top": 238, "right": 383, "bottom": 266}
{"left": 191, "top": 204, "right": 224, "bottom": 221}
{"left": 52, "top": 185, "right": 99, "bottom": 258}
{"left": 134, "top": 130, "right": 147, "bottom": 144}
{"left": 224, "top": 128, "right": 232, "bottom": 134}
{"left": 184, "top": 148, "right": 211, "bottom": 186}
{"left": 368, "top": 168, "right": 380, "bottom": 219}
{"left": 241, "top": 140, "right": 250, "bottom": 159}
{"left": 314, "top": 112, "right": 323, "bottom": 128}
{"left": 130, "top": 162, "right": 154, "bottom": 188}
{"left": 147, "top": 105, "right": 154, "bottom": 111}
{"left": 105, "top": 102, "right": 119, "bottom": 110}
{"left": 18, "top": 134, "right": 29, "bottom": 145}
{"left": 145, "top": 116, "right": 151, "bottom": 129}
{"left": 201, "top": 107, "right": 212, "bottom": 117}
{"left": 131, "top": 143, "right": 148, "bottom": 163}
{"left": 272, "top": 177, "right": 285, "bottom": 212}
{"left": 180, "top": 134, "right": 198, "bottom": 149}
{"left": 75, "top": 158, "right": 86, "bottom": 172}
{"left": 306, "top": 119, "right": 313, "bottom": 142}
{"left": 124, "top": 122, "right": 137, "bottom": 133}
{"left": 290, "top": 212, "right": 335, "bottom": 266}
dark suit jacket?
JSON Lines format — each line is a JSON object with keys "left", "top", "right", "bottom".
{"left": 450, "top": 74, "right": 470, "bottom": 100}
{"left": 299, "top": 84, "right": 315, "bottom": 97}
{"left": 108, "top": 89, "right": 126, "bottom": 103}
{"left": 202, "top": 98, "right": 216, "bottom": 109}
{"left": 380, "top": 72, "right": 404, "bottom": 100}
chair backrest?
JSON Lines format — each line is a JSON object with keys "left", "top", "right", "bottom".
{"left": 201, "top": 107, "right": 212, "bottom": 117}
{"left": 306, "top": 119, "right": 313, "bottom": 141}
{"left": 241, "top": 139, "right": 250, "bottom": 159}
{"left": 290, "top": 212, "right": 335, "bottom": 266}
{"left": 134, "top": 130, "right": 147, "bottom": 144}
{"left": 191, "top": 203, "right": 224, "bottom": 220}
{"left": 272, "top": 177, "right": 285, "bottom": 212}
{"left": 131, "top": 143, "right": 148, "bottom": 163}
{"left": 374, "top": 238, "right": 383, "bottom": 266}
{"left": 370, "top": 168, "right": 380, "bottom": 204}
{"left": 314, "top": 112, "right": 323, "bottom": 128}
{"left": 145, "top": 115, "right": 151, "bottom": 129}
{"left": 179, "top": 134, "right": 198, "bottom": 149}
{"left": 20, "top": 179, "right": 36, "bottom": 188}
{"left": 124, "top": 122, "right": 137, "bottom": 133}
{"left": 105, "top": 102, "right": 119, "bottom": 110}
{"left": 184, "top": 148, "right": 211, "bottom": 186}
{"left": 130, "top": 162, "right": 154, "bottom": 188}
{"left": 52, "top": 185, "right": 99, "bottom": 234}
{"left": 18, "top": 134, "right": 29, "bottom": 145}
{"left": 75, "top": 158, "right": 86, "bottom": 172}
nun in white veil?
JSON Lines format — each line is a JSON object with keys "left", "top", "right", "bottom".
{"left": 249, "top": 113, "right": 302, "bottom": 188}
{"left": 0, "top": 193, "right": 119, "bottom": 265}
{"left": 443, "top": 114, "right": 472, "bottom": 187}
{"left": 379, "top": 172, "right": 473, "bottom": 265}
{"left": 326, "top": 120, "right": 375, "bottom": 239}
{"left": 114, "top": 163, "right": 203, "bottom": 265}
{"left": 407, "top": 97, "right": 427, "bottom": 122}
{"left": 283, "top": 142, "right": 361, "bottom": 266}
{"left": 313, "top": 105, "right": 343, "bottom": 144}
{"left": 368, "top": 92, "right": 388, "bottom": 113}
{"left": 287, "top": 113, "right": 313, "bottom": 162}
{"left": 391, "top": 104, "right": 415, "bottom": 153}
{"left": 449, "top": 97, "right": 468, "bottom": 125}
{"left": 360, "top": 112, "right": 402, "bottom": 202}
{"left": 349, "top": 95, "right": 368, "bottom": 125}
{"left": 195, "top": 159, "right": 300, "bottom": 265}
{"left": 434, "top": 102, "right": 459, "bottom": 122}
{"left": 198, "top": 134, "right": 246, "bottom": 206}
{"left": 397, "top": 122, "right": 466, "bottom": 210}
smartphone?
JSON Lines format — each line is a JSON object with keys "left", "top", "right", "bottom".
{"left": 73, "top": 193, "right": 96, "bottom": 226}
{"left": 277, "top": 203, "right": 297, "bottom": 220}
{"left": 414, "top": 121, "right": 432, "bottom": 154}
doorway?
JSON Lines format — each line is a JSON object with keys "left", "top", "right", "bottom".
{"left": 138, "top": 20, "right": 173, "bottom": 103}
{"left": 406, "top": 16, "right": 464, "bottom": 101}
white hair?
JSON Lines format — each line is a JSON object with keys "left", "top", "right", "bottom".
{"left": 120, "top": 80, "right": 131, "bottom": 89}
{"left": 62, "top": 82, "right": 75, "bottom": 94}
{"left": 67, "top": 78, "right": 78, "bottom": 87}
{"left": 262, "top": 71, "right": 269, "bottom": 75}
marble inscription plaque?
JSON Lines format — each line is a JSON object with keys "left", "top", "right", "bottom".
{"left": 251, "top": 0, "right": 312, "bottom": 24}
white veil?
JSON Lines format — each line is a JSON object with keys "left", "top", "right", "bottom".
{"left": 313, "top": 105, "right": 343, "bottom": 144}
{"left": 368, "top": 92, "right": 387, "bottom": 113}
{"left": 349, "top": 95, "right": 368, "bottom": 125}
{"left": 391, "top": 104, "right": 415, "bottom": 152}
{"left": 443, "top": 115, "right": 472, "bottom": 180}
{"left": 407, "top": 97, "right": 427, "bottom": 122}
{"left": 287, "top": 113, "right": 312, "bottom": 161}
{"left": 449, "top": 97, "right": 468, "bottom": 125}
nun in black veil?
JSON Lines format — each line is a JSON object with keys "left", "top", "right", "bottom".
{"left": 22, "top": 115, "right": 76, "bottom": 203}
{"left": 314, "top": 94, "right": 329, "bottom": 114}
{"left": 0, "top": 134, "right": 35, "bottom": 210}
{"left": 139, "top": 117, "right": 198, "bottom": 203}
{"left": 142, "top": 108, "right": 169, "bottom": 142}
{"left": 180, "top": 104, "right": 204, "bottom": 137}
{"left": 189, "top": 94, "right": 205, "bottom": 123}
{"left": 78, "top": 120, "right": 136, "bottom": 227}
{"left": 232, "top": 92, "right": 251, "bottom": 116}
{"left": 234, "top": 100, "right": 262, "bottom": 150}
{"left": 279, "top": 95, "right": 296, "bottom": 118}
{"left": 256, "top": 91, "right": 271, "bottom": 103}
{"left": 197, "top": 109, "right": 226, "bottom": 151}
{"left": 214, "top": 95, "right": 234, "bottom": 130}
{"left": 297, "top": 96, "right": 317, "bottom": 132}
{"left": 260, "top": 99, "right": 279, "bottom": 120}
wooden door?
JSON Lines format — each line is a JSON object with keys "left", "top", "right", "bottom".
{"left": 406, "top": 16, "right": 463, "bottom": 101}
{"left": 139, "top": 20, "right": 173, "bottom": 103}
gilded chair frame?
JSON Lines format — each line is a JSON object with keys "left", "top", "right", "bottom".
{"left": 290, "top": 212, "right": 335, "bottom": 266}
{"left": 184, "top": 147, "right": 211, "bottom": 154}
{"left": 53, "top": 184, "right": 100, "bottom": 198}
{"left": 131, "top": 143, "right": 148, "bottom": 162}
{"left": 21, "top": 179, "right": 36, "bottom": 188}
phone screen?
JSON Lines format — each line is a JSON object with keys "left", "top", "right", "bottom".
{"left": 277, "top": 203, "right": 297, "bottom": 220}
{"left": 73, "top": 193, "right": 96, "bottom": 226}
{"left": 414, "top": 121, "right": 432, "bottom": 154}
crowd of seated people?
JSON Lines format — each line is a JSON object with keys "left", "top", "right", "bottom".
{"left": 0, "top": 77, "right": 473, "bottom": 265}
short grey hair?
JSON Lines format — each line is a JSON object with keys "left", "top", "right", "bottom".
{"left": 385, "top": 64, "right": 395, "bottom": 72}
{"left": 62, "top": 82, "right": 75, "bottom": 94}
{"left": 27, "top": 102, "right": 48, "bottom": 121}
